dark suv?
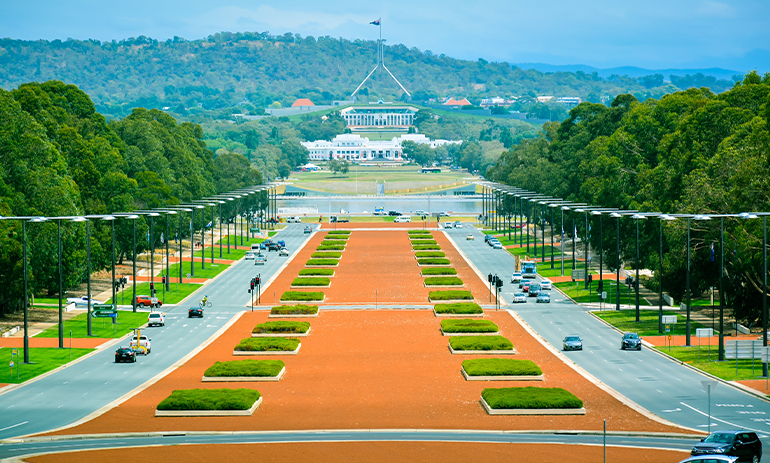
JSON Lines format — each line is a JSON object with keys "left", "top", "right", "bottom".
{"left": 691, "top": 430, "right": 762, "bottom": 462}
{"left": 621, "top": 332, "right": 642, "bottom": 350}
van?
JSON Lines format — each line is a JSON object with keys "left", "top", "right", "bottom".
{"left": 286, "top": 216, "right": 302, "bottom": 223}
{"left": 251, "top": 243, "right": 261, "bottom": 251}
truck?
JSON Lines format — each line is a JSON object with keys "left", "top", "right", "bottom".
{"left": 521, "top": 260, "right": 537, "bottom": 279}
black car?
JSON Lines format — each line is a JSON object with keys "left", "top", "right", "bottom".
{"left": 691, "top": 430, "right": 762, "bottom": 463}
{"left": 267, "top": 241, "right": 282, "bottom": 251}
{"left": 115, "top": 346, "right": 136, "bottom": 363}
{"left": 388, "top": 211, "right": 402, "bottom": 216}
{"left": 188, "top": 307, "right": 204, "bottom": 318}
{"left": 621, "top": 332, "right": 642, "bottom": 350}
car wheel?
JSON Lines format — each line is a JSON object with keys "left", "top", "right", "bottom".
{"left": 752, "top": 455, "right": 760, "bottom": 463}
{"left": 138, "top": 303, "right": 144, "bottom": 308}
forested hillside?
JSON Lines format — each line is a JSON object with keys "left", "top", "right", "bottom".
{"left": 487, "top": 71, "right": 770, "bottom": 325}
{"left": 0, "top": 32, "right": 737, "bottom": 121}
{"left": 0, "top": 81, "right": 262, "bottom": 315}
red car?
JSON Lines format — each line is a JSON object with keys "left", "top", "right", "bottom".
{"left": 521, "top": 281, "right": 532, "bottom": 293}
{"left": 134, "top": 295, "right": 162, "bottom": 309}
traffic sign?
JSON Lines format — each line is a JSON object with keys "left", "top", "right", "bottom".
{"left": 662, "top": 315, "right": 677, "bottom": 324}
{"left": 572, "top": 269, "right": 586, "bottom": 280}
{"left": 696, "top": 328, "right": 714, "bottom": 338}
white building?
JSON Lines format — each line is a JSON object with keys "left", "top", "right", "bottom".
{"left": 301, "top": 134, "right": 460, "bottom": 162}
{"left": 339, "top": 104, "right": 418, "bottom": 129}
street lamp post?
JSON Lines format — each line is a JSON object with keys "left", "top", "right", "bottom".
{"left": 658, "top": 215, "right": 676, "bottom": 333}
{"left": 611, "top": 212, "right": 622, "bottom": 311}
{"left": 592, "top": 211, "right": 603, "bottom": 300}
{"left": 632, "top": 214, "right": 647, "bottom": 322}
{"left": 741, "top": 212, "right": 768, "bottom": 376}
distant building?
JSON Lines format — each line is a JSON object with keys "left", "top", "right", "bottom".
{"left": 480, "top": 97, "right": 515, "bottom": 107}
{"left": 292, "top": 98, "right": 315, "bottom": 108}
{"left": 301, "top": 133, "right": 460, "bottom": 163}
{"left": 339, "top": 104, "right": 418, "bottom": 130}
{"left": 536, "top": 96, "right": 554, "bottom": 103}
{"left": 556, "top": 97, "right": 582, "bottom": 108}
{"left": 444, "top": 97, "right": 472, "bottom": 108}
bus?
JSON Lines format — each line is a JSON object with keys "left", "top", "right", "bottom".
{"left": 522, "top": 260, "right": 537, "bottom": 279}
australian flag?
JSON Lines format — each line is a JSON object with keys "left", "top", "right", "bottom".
{"left": 370, "top": 19, "right": 380, "bottom": 25}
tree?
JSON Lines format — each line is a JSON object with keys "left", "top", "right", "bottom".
{"left": 401, "top": 140, "right": 435, "bottom": 166}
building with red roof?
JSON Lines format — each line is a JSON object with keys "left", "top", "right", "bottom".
{"left": 444, "top": 97, "right": 472, "bottom": 107}
{"left": 291, "top": 98, "right": 315, "bottom": 107}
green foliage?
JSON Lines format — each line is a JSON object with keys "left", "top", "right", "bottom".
{"left": 0, "top": 347, "right": 94, "bottom": 384}
{"left": 441, "top": 319, "right": 498, "bottom": 333}
{"left": 594, "top": 309, "right": 711, "bottom": 336}
{"left": 203, "top": 359, "right": 285, "bottom": 377}
{"left": 434, "top": 302, "right": 482, "bottom": 313}
{"left": 252, "top": 321, "right": 310, "bottom": 334}
{"left": 429, "top": 290, "right": 474, "bottom": 301}
{"left": 481, "top": 387, "right": 583, "bottom": 409}
{"left": 316, "top": 245, "right": 345, "bottom": 251}
{"left": 408, "top": 230, "right": 432, "bottom": 235}
{"left": 413, "top": 245, "right": 441, "bottom": 250}
{"left": 324, "top": 234, "right": 349, "bottom": 240}
{"left": 409, "top": 235, "right": 434, "bottom": 240}
{"left": 421, "top": 268, "right": 458, "bottom": 276}
{"left": 270, "top": 304, "right": 319, "bottom": 314}
{"left": 279, "top": 291, "right": 325, "bottom": 301}
{"left": 327, "top": 230, "right": 351, "bottom": 235}
{"left": 449, "top": 335, "right": 513, "bottom": 351}
{"left": 157, "top": 388, "right": 259, "bottom": 410}
{"left": 36, "top": 311, "right": 150, "bottom": 338}
{"left": 305, "top": 259, "right": 338, "bottom": 266}
{"left": 298, "top": 268, "right": 334, "bottom": 276}
{"left": 418, "top": 258, "right": 450, "bottom": 265}
{"left": 234, "top": 337, "right": 300, "bottom": 352}
{"left": 463, "top": 359, "right": 542, "bottom": 376}
{"left": 412, "top": 240, "right": 438, "bottom": 246}
{"left": 291, "top": 277, "right": 331, "bottom": 286}
{"left": 415, "top": 251, "right": 446, "bottom": 258}
{"left": 424, "top": 277, "right": 464, "bottom": 286}
{"left": 322, "top": 240, "right": 348, "bottom": 246}
{"left": 311, "top": 252, "right": 342, "bottom": 258}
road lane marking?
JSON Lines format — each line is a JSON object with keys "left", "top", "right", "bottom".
{"left": 681, "top": 401, "right": 767, "bottom": 434}
{"left": 0, "top": 421, "right": 28, "bottom": 432}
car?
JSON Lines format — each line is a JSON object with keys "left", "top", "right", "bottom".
{"left": 690, "top": 430, "right": 762, "bottom": 463}
{"left": 453, "top": 221, "right": 462, "bottom": 228}
{"left": 437, "top": 212, "right": 450, "bottom": 217}
{"left": 66, "top": 295, "right": 103, "bottom": 307}
{"left": 621, "top": 332, "right": 642, "bottom": 350}
{"left": 521, "top": 281, "right": 532, "bottom": 292}
{"left": 286, "top": 216, "right": 302, "bottom": 223}
{"left": 443, "top": 222, "right": 453, "bottom": 229}
{"left": 512, "top": 293, "right": 527, "bottom": 303}
{"left": 562, "top": 335, "right": 583, "bottom": 351}
{"left": 304, "top": 226, "right": 312, "bottom": 234}
{"left": 414, "top": 210, "right": 427, "bottom": 216}
{"left": 491, "top": 241, "right": 503, "bottom": 249}
{"left": 484, "top": 234, "right": 493, "bottom": 243}
{"left": 536, "top": 293, "right": 551, "bottom": 303}
{"left": 487, "top": 238, "right": 500, "bottom": 247}
{"left": 245, "top": 251, "right": 256, "bottom": 260}
{"left": 188, "top": 306, "right": 204, "bottom": 318}
{"left": 540, "top": 279, "right": 552, "bottom": 290}
{"left": 394, "top": 216, "right": 411, "bottom": 223}
{"left": 511, "top": 273, "right": 522, "bottom": 283}
{"left": 115, "top": 346, "right": 136, "bottom": 363}
{"left": 267, "top": 241, "right": 281, "bottom": 251}
{"left": 388, "top": 211, "right": 402, "bottom": 216}
{"left": 147, "top": 312, "right": 165, "bottom": 327}
{"left": 129, "top": 334, "right": 151, "bottom": 354}
{"left": 678, "top": 456, "right": 738, "bottom": 463}
{"left": 255, "top": 254, "right": 267, "bottom": 265}
{"left": 330, "top": 215, "right": 349, "bottom": 223}
{"left": 134, "top": 295, "right": 162, "bottom": 309}
{"left": 278, "top": 247, "right": 289, "bottom": 256}
{"left": 528, "top": 283, "right": 541, "bottom": 296}
{"left": 466, "top": 234, "right": 474, "bottom": 241}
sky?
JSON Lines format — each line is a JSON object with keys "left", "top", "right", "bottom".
{"left": 2, "top": 0, "right": 769, "bottom": 73}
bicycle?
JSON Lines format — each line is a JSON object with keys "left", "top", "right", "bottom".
{"left": 199, "top": 300, "right": 212, "bottom": 309}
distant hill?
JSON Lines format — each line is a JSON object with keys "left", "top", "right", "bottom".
{"left": 515, "top": 63, "right": 742, "bottom": 81}
{"left": 0, "top": 32, "right": 744, "bottom": 120}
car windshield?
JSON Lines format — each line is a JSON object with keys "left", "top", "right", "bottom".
{"left": 624, "top": 333, "right": 639, "bottom": 339}
{"left": 703, "top": 433, "right": 735, "bottom": 444}
{"left": 565, "top": 336, "right": 580, "bottom": 342}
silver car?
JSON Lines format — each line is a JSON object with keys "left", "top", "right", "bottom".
{"left": 563, "top": 335, "right": 583, "bottom": 351}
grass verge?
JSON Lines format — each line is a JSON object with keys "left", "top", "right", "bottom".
{"left": 425, "top": 277, "right": 464, "bottom": 286}
{"left": 253, "top": 321, "right": 310, "bottom": 334}
{"left": 270, "top": 304, "right": 319, "bottom": 315}
{"left": 204, "top": 360, "right": 285, "bottom": 377}
{"left": 482, "top": 387, "right": 583, "bottom": 409}
{"left": 441, "top": 319, "right": 498, "bottom": 333}
{"left": 449, "top": 335, "right": 513, "bottom": 351}
{"left": 157, "top": 388, "right": 259, "bottom": 410}
{"left": 167, "top": 262, "right": 230, "bottom": 280}
{"left": 555, "top": 280, "right": 653, "bottom": 306}
{"left": 36, "top": 311, "right": 150, "bottom": 338}
{"left": 463, "top": 359, "right": 542, "bottom": 376}
{"left": 106, "top": 282, "right": 203, "bottom": 305}
{"left": 434, "top": 302, "right": 483, "bottom": 314}
{"left": 421, "top": 268, "right": 458, "bottom": 276}
{"left": 594, "top": 309, "right": 712, "bottom": 336}
{"left": 0, "top": 347, "right": 94, "bottom": 383}
{"left": 280, "top": 291, "right": 324, "bottom": 302}
{"left": 235, "top": 337, "right": 300, "bottom": 351}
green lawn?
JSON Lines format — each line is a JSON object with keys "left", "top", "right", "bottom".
{"left": 653, "top": 346, "right": 768, "bottom": 381}
{"left": 157, "top": 388, "right": 259, "bottom": 410}
{"left": 594, "top": 309, "right": 713, "bottom": 336}
{"left": 105, "top": 282, "right": 203, "bottom": 305}
{"left": 554, "top": 280, "right": 653, "bottom": 306}
{"left": 506, "top": 244, "right": 563, "bottom": 257}
{"left": 482, "top": 387, "right": 583, "bottom": 409}
{"left": 36, "top": 311, "right": 150, "bottom": 338}
{"left": 166, "top": 261, "right": 230, "bottom": 280}
{"left": 0, "top": 347, "right": 94, "bottom": 384}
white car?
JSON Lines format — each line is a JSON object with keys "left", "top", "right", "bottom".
{"left": 511, "top": 273, "right": 522, "bottom": 283}
{"left": 443, "top": 222, "right": 453, "bottom": 229}
{"left": 278, "top": 247, "right": 289, "bottom": 257}
{"left": 245, "top": 251, "right": 256, "bottom": 260}
{"left": 66, "top": 295, "right": 103, "bottom": 307}
{"left": 540, "top": 279, "right": 552, "bottom": 290}
{"left": 394, "top": 216, "right": 411, "bottom": 223}
{"left": 129, "top": 335, "right": 151, "bottom": 354}
{"left": 255, "top": 254, "right": 267, "bottom": 265}
{"left": 147, "top": 312, "right": 165, "bottom": 327}
{"left": 513, "top": 293, "right": 527, "bottom": 303}
{"left": 491, "top": 241, "right": 503, "bottom": 249}
{"left": 454, "top": 221, "right": 462, "bottom": 228}
{"left": 414, "top": 210, "right": 427, "bottom": 215}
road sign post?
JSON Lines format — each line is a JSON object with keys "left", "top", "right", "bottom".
{"left": 701, "top": 380, "right": 717, "bottom": 434}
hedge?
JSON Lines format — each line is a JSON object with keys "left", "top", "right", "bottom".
{"left": 324, "top": 235, "right": 349, "bottom": 240}
{"left": 415, "top": 251, "right": 446, "bottom": 258}
{"left": 434, "top": 302, "right": 483, "bottom": 313}
{"left": 306, "top": 258, "right": 339, "bottom": 266}
{"left": 299, "top": 268, "right": 335, "bottom": 276}
{"left": 441, "top": 319, "right": 498, "bottom": 333}
{"left": 429, "top": 290, "right": 473, "bottom": 300}
{"left": 425, "top": 277, "right": 464, "bottom": 286}
{"left": 481, "top": 387, "right": 583, "bottom": 410}
{"left": 204, "top": 359, "right": 285, "bottom": 377}
{"left": 463, "top": 359, "right": 542, "bottom": 376}
{"left": 322, "top": 240, "right": 348, "bottom": 246}
{"left": 157, "top": 388, "right": 259, "bottom": 411}
{"left": 418, "top": 258, "right": 450, "bottom": 265}
{"left": 421, "top": 268, "right": 457, "bottom": 276}
{"left": 280, "top": 291, "right": 325, "bottom": 301}
{"left": 408, "top": 230, "right": 432, "bottom": 235}
{"left": 413, "top": 240, "right": 438, "bottom": 246}
{"left": 410, "top": 236, "right": 435, "bottom": 240}
{"left": 449, "top": 335, "right": 514, "bottom": 351}
{"left": 235, "top": 337, "right": 300, "bottom": 352}
{"left": 271, "top": 304, "right": 319, "bottom": 315}
{"left": 413, "top": 245, "right": 441, "bottom": 251}
{"left": 311, "top": 252, "right": 342, "bottom": 258}
{"left": 317, "top": 245, "right": 345, "bottom": 251}
{"left": 253, "top": 321, "right": 310, "bottom": 334}
{"left": 327, "top": 230, "right": 351, "bottom": 235}
{"left": 291, "top": 277, "right": 331, "bottom": 286}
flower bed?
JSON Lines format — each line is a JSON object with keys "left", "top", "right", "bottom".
{"left": 156, "top": 388, "right": 261, "bottom": 416}
{"left": 429, "top": 290, "right": 473, "bottom": 301}
{"left": 417, "top": 258, "right": 450, "bottom": 266}
{"left": 298, "top": 268, "right": 335, "bottom": 277}
{"left": 306, "top": 258, "right": 339, "bottom": 266}
{"left": 462, "top": 359, "right": 543, "bottom": 381}
{"left": 424, "top": 276, "right": 464, "bottom": 286}
{"left": 421, "top": 268, "right": 457, "bottom": 276}
{"left": 253, "top": 321, "right": 310, "bottom": 335}
{"left": 234, "top": 337, "right": 300, "bottom": 355}
{"left": 203, "top": 359, "right": 285, "bottom": 381}
{"left": 415, "top": 251, "right": 446, "bottom": 258}
{"left": 449, "top": 335, "right": 514, "bottom": 352}
{"left": 311, "top": 252, "right": 342, "bottom": 259}
{"left": 291, "top": 277, "right": 331, "bottom": 288}
{"left": 270, "top": 304, "right": 319, "bottom": 315}
{"left": 316, "top": 245, "right": 345, "bottom": 251}
{"left": 434, "top": 302, "right": 483, "bottom": 314}
{"left": 440, "top": 319, "right": 498, "bottom": 334}
{"left": 412, "top": 245, "right": 441, "bottom": 251}
{"left": 480, "top": 387, "right": 585, "bottom": 415}
{"left": 280, "top": 291, "right": 325, "bottom": 302}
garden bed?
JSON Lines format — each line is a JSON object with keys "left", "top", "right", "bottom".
{"left": 424, "top": 276, "right": 464, "bottom": 287}
{"left": 298, "top": 268, "right": 335, "bottom": 277}
{"left": 252, "top": 321, "right": 311, "bottom": 337}
{"left": 461, "top": 359, "right": 543, "bottom": 381}
{"left": 421, "top": 267, "right": 457, "bottom": 276}
{"left": 279, "top": 291, "right": 325, "bottom": 302}
{"left": 433, "top": 302, "right": 483, "bottom": 316}
{"left": 316, "top": 245, "right": 345, "bottom": 251}
{"left": 306, "top": 258, "right": 339, "bottom": 267}
{"left": 233, "top": 337, "right": 301, "bottom": 355}
{"left": 290, "top": 277, "right": 331, "bottom": 288}
{"left": 202, "top": 360, "right": 286, "bottom": 382}
{"left": 411, "top": 240, "right": 438, "bottom": 245}
{"left": 323, "top": 240, "right": 348, "bottom": 246}
{"left": 324, "top": 234, "right": 349, "bottom": 239}
{"left": 155, "top": 388, "right": 262, "bottom": 416}
{"left": 480, "top": 387, "right": 585, "bottom": 415}
{"left": 429, "top": 290, "right": 473, "bottom": 303}
{"left": 448, "top": 335, "right": 515, "bottom": 354}
{"left": 407, "top": 230, "right": 432, "bottom": 235}
{"left": 269, "top": 304, "right": 319, "bottom": 318}
{"left": 440, "top": 319, "right": 498, "bottom": 336}
{"left": 327, "top": 230, "right": 351, "bottom": 235}
{"left": 418, "top": 258, "right": 451, "bottom": 266}
{"left": 415, "top": 251, "right": 446, "bottom": 258}
{"left": 311, "top": 252, "right": 343, "bottom": 259}
{"left": 412, "top": 245, "right": 442, "bottom": 251}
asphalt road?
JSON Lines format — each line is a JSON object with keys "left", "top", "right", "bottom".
{"left": 0, "top": 224, "right": 315, "bottom": 441}
{"left": 449, "top": 225, "right": 770, "bottom": 437}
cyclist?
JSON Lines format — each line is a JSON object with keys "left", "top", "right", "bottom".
{"left": 200, "top": 295, "right": 208, "bottom": 308}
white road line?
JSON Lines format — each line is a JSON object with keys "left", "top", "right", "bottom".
{"left": 0, "top": 421, "right": 28, "bottom": 432}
